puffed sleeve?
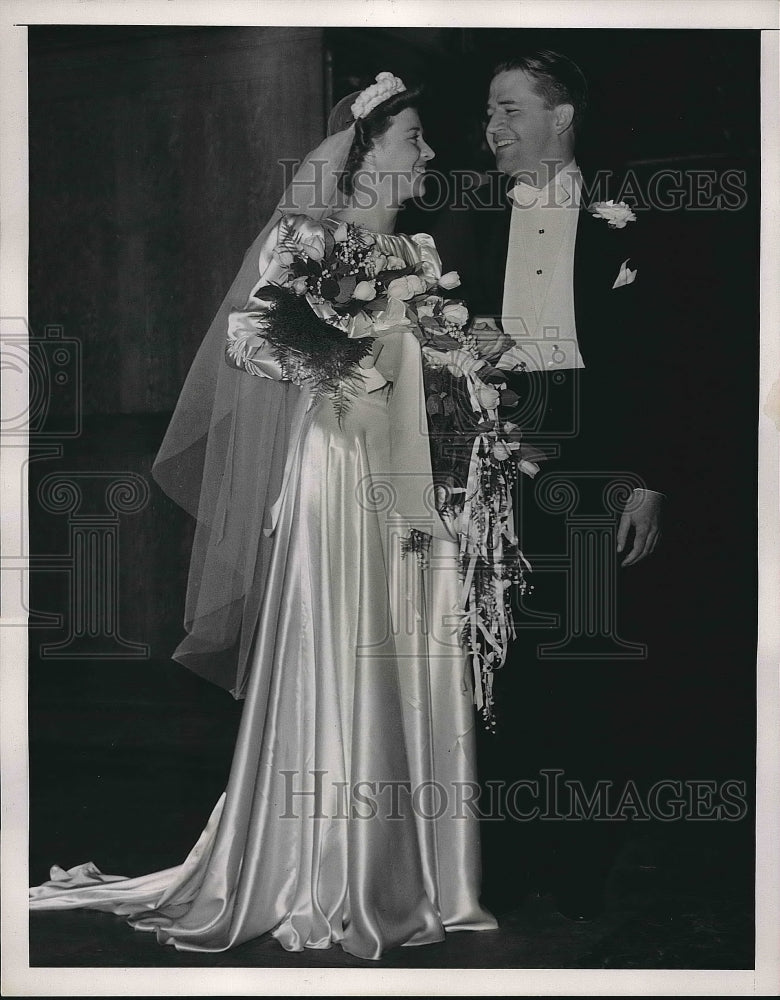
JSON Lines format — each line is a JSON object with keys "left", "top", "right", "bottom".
{"left": 409, "top": 232, "right": 443, "bottom": 286}
{"left": 224, "top": 214, "right": 325, "bottom": 380}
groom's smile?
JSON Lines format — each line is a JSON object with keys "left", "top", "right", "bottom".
{"left": 486, "top": 68, "right": 573, "bottom": 184}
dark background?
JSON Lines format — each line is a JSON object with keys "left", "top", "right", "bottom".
{"left": 28, "top": 26, "right": 757, "bottom": 937}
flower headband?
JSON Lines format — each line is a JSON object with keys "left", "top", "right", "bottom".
{"left": 350, "top": 71, "right": 407, "bottom": 121}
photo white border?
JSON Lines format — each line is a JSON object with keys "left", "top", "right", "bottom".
{"left": 2, "top": 2, "right": 778, "bottom": 995}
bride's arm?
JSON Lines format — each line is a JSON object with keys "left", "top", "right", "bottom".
{"left": 224, "top": 214, "right": 323, "bottom": 380}
{"left": 225, "top": 305, "right": 287, "bottom": 380}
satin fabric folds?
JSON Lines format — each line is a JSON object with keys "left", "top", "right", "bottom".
{"left": 30, "top": 227, "right": 497, "bottom": 960}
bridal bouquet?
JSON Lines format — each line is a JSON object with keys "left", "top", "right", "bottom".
{"left": 237, "top": 214, "right": 540, "bottom": 728}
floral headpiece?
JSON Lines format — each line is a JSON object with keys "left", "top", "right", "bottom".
{"left": 350, "top": 71, "right": 407, "bottom": 120}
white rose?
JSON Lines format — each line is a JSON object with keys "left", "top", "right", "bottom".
{"left": 385, "top": 254, "right": 407, "bottom": 270}
{"left": 353, "top": 280, "right": 377, "bottom": 302}
{"left": 369, "top": 251, "right": 388, "bottom": 273}
{"left": 442, "top": 302, "right": 470, "bottom": 327}
{"left": 473, "top": 380, "right": 501, "bottom": 411}
{"left": 331, "top": 221, "right": 349, "bottom": 243}
{"left": 387, "top": 274, "right": 426, "bottom": 301}
{"left": 472, "top": 324, "right": 515, "bottom": 361}
{"left": 438, "top": 270, "right": 461, "bottom": 290}
{"left": 492, "top": 438, "right": 521, "bottom": 461}
{"left": 286, "top": 217, "right": 327, "bottom": 260}
{"left": 589, "top": 200, "right": 637, "bottom": 229}
{"left": 386, "top": 276, "right": 413, "bottom": 300}
{"left": 301, "top": 233, "right": 326, "bottom": 260}
{"left": 519, "top": 460, "right": 541, "bottom": 478}
{"left": 291, "top": 276, "right": 309, "bottom": 295}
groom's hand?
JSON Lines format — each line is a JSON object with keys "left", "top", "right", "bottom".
{"left": 617, "top": 489, "right": 663, "bottom": 567}
{"left": 470, "top": 319, "right": 516, "bottom": 364}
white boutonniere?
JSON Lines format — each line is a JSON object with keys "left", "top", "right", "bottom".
{"left": 588, "top": 200, "right": 637, "bottom": 229}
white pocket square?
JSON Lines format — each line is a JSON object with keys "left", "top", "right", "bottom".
{"left": 612, "top": 258, "right": 637, "bottom": 289}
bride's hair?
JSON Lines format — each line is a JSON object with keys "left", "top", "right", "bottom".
{"left": 331, "top": 87, "right": 423, "bottom": 197}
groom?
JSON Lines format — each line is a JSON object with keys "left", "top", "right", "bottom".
{"left": 431, "top": 49, "right": 680, "bottom": 918}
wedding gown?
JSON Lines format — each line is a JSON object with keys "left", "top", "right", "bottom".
{"left": 29, "top": 220, "right": 497, "bottom": 961}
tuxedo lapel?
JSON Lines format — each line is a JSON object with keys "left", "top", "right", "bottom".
{"left": 574, "top": 207, "right": 608, "bottom": 363}
{"left": 476, "top": 172, "right": 639, "bottom": 352}
{"left": 476, "top": 173, "right": 513, "bottom": 321}
{"left": 573, "top": 203, "right": 639, "bottom": 367}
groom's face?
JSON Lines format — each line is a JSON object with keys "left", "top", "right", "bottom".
{"left": 486, "top": 69, "right": 562, "bottom": 181}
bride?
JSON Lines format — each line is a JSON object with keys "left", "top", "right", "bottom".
{"left": 30, "top": 73, "right": 503, "bottom": 961}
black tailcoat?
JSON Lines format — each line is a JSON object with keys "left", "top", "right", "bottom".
{"left": 431, "top": 171, "right": 687, "bottom": 494}
{"left": 422, "top": 162, "right": 757, "bottom": 906}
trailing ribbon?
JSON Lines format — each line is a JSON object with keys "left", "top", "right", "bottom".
{"left": 454, "top": 415, "right": 531, "bottom": 730}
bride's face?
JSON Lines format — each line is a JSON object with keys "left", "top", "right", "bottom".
{"left": 363, "top": 107, "right": 435, "bottom": 206}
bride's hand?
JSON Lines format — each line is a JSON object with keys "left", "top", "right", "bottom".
{"left": 434, "top": 484, "right": 463, "bottom": 543}
{"left": 438, "top": 509, "right": 460, "bottom": 543}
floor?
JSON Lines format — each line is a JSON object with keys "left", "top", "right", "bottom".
{"left": 29, "top": 829, "right": 754, "bottom": 970}
{"left": 27, "top": 662, "right": 755, "bottom": 971}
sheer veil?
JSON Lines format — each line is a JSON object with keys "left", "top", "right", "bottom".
{"left": 152, "top": 99, "right": 357, "bottom": 697}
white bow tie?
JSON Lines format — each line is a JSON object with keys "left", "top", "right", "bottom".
{"left": 510, "top": 180, "right": 577, "bottom": 209}
{"left": 510, "top": 182, "right": 543, "bottom": 207}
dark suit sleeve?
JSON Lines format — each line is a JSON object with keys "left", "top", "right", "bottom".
{"left": 426, "top": 179, "right": 511, "bottom": 321}
{"left": 606, "top": 207, "right": 740, "bottom": 502}
{"left": 426, "top": 203, "right": 485, "bottom": 313}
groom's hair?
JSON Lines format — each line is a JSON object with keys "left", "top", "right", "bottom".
{"left": 493, "top": 49, "right": 588, "bottom": 136}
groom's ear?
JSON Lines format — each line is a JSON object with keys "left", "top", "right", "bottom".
{"left": 553, "top": 103, "right": 575, "bottom": 135}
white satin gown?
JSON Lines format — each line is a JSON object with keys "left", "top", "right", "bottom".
{"left": 29, "top": 221, "right": 497, "bottom": 960}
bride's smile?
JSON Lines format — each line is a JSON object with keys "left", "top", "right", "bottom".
{"left": 354, "top": 106, "right": 435, "bottom": 207}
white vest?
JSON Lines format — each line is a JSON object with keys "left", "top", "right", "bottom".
{"left": 499, "top": 161, "right": 584, "bottom": 372}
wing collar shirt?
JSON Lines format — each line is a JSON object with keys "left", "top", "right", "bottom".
{"left": 499, "top": 160, "right": 584, "bottom": 373}
{"left": 498, "top": 161, "right": 664, "bottom": 498}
